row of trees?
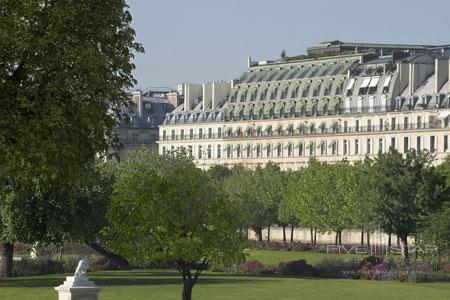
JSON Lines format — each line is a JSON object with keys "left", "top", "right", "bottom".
{"left": 212, "top": 149, "right": 450, "bottom": 260}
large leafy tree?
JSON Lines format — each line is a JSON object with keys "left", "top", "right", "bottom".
{"left": 362, "top": 149, "right": 447, "bottom": 260}
{"left": 107, "top": 151, "right": 244, "bottom": 300}
{"left": 252, "top": 162, "right": 284, "bottom": 242}
{"left": 0, "top": 0, "right": 142, "bottom": 277}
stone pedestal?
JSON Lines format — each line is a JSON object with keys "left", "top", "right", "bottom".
{"left": 54, "top": 276, "right": 100, "bottom": 300}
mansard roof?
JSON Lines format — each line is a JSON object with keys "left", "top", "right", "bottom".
{"left": 163, "top": 43, "right": 450, "bottom": 126}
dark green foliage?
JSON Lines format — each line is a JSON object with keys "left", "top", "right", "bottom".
{"left": 0, "top": 0, "right": 142, "bottom": 277}
{"left": 106, "top": 151, "right": 245, "bottom": 300}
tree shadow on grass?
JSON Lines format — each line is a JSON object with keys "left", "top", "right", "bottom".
{"left": 0, "top": 270, "right": 268, "bottom": 288}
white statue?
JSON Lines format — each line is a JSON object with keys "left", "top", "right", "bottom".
{"left": 74, "top": 257, "right": 88, "bottom": 280}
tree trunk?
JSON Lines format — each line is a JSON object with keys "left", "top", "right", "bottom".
{"left": 1, "top": 242, "right": 14, "bottom": 278}
{"left": 388, "top": 233, "right": 392, "bottom": 247}
{"left": 267, "top": 227, "right": 271, "bottom": 243}
{"left": 313, "top": 229, "right": 317, "bottom": 245}
{"left": 58, "top": 245, "right": 63, "bottom": 261}
{"left": 335, "top": 232, "right": 338, "bottom": 245}
{"left": 310, "top": 228, "right": 314, "bottom": 245}
{"left": 366, "top": 232, "right": 370, "bottom": 250}
{"left": 290, "top": 225, "right": 294, "bottom": 243}
{"left": 338, "top": 231, "right": 342, "bottom": 245}
{"left": 400, "top": 235, "right": 409, "bottom": 261}
{"left": 87, "top": 242, "right": 129, "bottom": 268}
{"left": 182, "top": 278, "right": 193, "bottom": 300}
{"left": 360, "top": 228, "right": 364, "bottom": 245}
{"left": 255, "top": 227, "right": 263, "bottom": 242}
{"left": 282, "top": 225, "right": 286, "bottom": 245}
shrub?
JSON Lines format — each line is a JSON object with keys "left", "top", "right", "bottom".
{"left": 416, "top": 262, "right": 432, "bottom": 272}
{"left": 277, "top": 259, "right": 316, "bottom": 276}
{"left": 91, "top": 256, "right": 126, "bottom": 271}
{"left": 315, "top": 258, "right": 359, "bottom": 279}
{"left": 443, "top": 262, "right": 450, "bottom": 273}
{"left": 13, "top": 258, "right": 64, "bottom": 277}
{"left": 241, "top": 260, "right": 264, "bottom": 274}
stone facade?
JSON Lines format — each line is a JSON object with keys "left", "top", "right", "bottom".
{"left": 158, "top": 41, "right": 450, "bottom": 169}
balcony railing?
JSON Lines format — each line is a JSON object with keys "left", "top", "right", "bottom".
{"left": 161, "top": 122, "right": 446, "bottom": 142}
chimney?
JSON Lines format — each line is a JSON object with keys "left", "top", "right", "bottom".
{"left": 435, "top": 58, "right": 449, "bottom": 93}
{"left": 408, "top": 62, "right": 435, "bottom": 95}
{"left": 132, "top": 90, "right": 143, "bottom": 117}
{"left": 202, "top": 83, "right": 212, "bottom": 110}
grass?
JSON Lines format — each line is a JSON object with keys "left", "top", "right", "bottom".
{"left": 248, "top": 249, "right": 369, "bottom": 265}
{"left": 1, "top": 269, "right": 450, "bottom": 300}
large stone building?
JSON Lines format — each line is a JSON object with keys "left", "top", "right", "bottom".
{"left": 158, "top": 41, "right": 450, "bottom": 169}
{"left": 114, "top": 88, "right": 178, "bottom": 159}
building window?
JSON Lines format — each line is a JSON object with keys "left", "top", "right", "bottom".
{"left": 430, "top": 136, "right": 436, "bottom": 152}
{"left": 180, "top": 129, "right": 185, "bottom": 140}
{"left": 331, "top": 142, "right": 337, "bottom": 155}
{"left": 366, "top": 139, "right": 371, "bottom": 154}
{"left": 309, "top": 143, "right": 315, "bottom": 156}
{"left": 217, "top": 128, "right": 222, "bottom": 138}
{"left": 417, "top": 136, "right": 421, "bottom": 151}
{"left": 189, "top": 129, "right": 194, "bottom": 139}
{"left": 343, "top": 121, "right": 348, "bottom": 133}
{"left": 403, "top": 137, "right": 409, "bottom": 153}
{"left": 417, "top": 116, "right": 422, "bottom": 129}
{"left": 379, "top": 119, "right": 384, "bottom": 131}
{"left": 199, "top": 128, "right": 203, "bottom": 139}
{"left": 217, "top": 145, "right": 221, "bottom": 158}
{"left": 208, "top": 128, "right": 212, "bottom": 138}
{"left": 244, "top": 145, "right": 250, "bottom": 157}
{"left": 267, "top": 144, "right": 272, "bottom": 157}
{"left": 309, "top": 124, "right": 315, "bottom": 134}
{"left": 162, "top": 146, "right": 166, "bottom": 154}
{"left": 276, "top": 144, "right": 282, "bottom": 157}
{"left": 162, "top": 130, "right": 167, "bottom": 140}
{"left": 391, "top": 137, "right": 396, "bottom": 150}
{"left": 404, "top": 117, "right": 409, "bottom": 130}
{"left": 391, "top": 117, "right": 396, "bottom": 130}
{"left": 355, "top": 120, "right": 360, "bottom": 132}
{"left": 343, "top": 140, "right": 348, "bottom": 155}
{"left": 288, "top": 143, "right": 293, "bottom": 157}
{"left": 198, "top": 146, "right": 203, "bottom": 159}
{"left": 367, "top": 119, "right": 372, "bottom": 132}
{"left": 267, "top": 126, "right": 272, "bottom": 136}
{"left": 320, "top": 142, "right": 325, "bottom": 156}
{"left": 236, "top": 145, "right": 241, "bottom": 158}
{"left": 355, "top": 139, "right": 359, "bottom": 155}
{"left": 378, "top": 138, "right": 383, "bottom": 154}
{"left": 299, "top": 143, "right": 304, "bottom": 156}
{"left": 256, "top": 144, "right": 261, "bottom": 157}
{"left": 444, "top": 135, "right": 448, "bottom": 152}
{"left": 207, "top": 145, "right": 212, "bottom": 158}
{"left": 171, "top": 130, "right": 175, "bottom": 140}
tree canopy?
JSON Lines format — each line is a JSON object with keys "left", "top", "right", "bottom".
{"left": 106, "top": 151, "right": 245, "bottom": 300}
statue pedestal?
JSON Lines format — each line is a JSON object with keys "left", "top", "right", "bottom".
{"left": 54, "top": 276, "right": 100, "bottom": 300}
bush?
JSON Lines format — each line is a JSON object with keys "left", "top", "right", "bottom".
{"left": 91, "top": 256, "right": 126, "bottom": 271}
{"left": 277, "top": 259, "right": 316, "bottom": 276}
{"left": 315, "top": 258, "right": 360, "bottom": 278}
{"left": 241, "top": 260, "right": 264, "bottom": 274}
{"left": 13, "top": 258, "right": 64, "bottom": 277}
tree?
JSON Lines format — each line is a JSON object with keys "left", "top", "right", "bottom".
{"left": 252, "top": 163, "right": 284, "bottom": 242}
{"left": 106, "top": 151, "right": 244, "bottom": 300}
{"left": 223, "top": 165, "right": 265, "bottom": 241}
{"left": 278, "top": 170, "right": 301, "bottom": 244}
{"left": 0, "top": 0, "right": 142, "bottom": 277}
{"left": 362, "top": 149, "right": 447, "bottom": 260}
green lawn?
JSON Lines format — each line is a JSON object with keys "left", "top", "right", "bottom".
{"left": 248, "top": 249, "right": 370, "bottom": 265}
{"left": 1, "top": 269, "right": 450, "bottom": 300}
